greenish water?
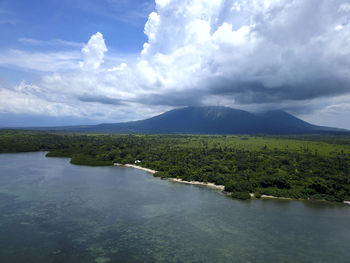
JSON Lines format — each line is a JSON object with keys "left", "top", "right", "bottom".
{"left": 0, "top": 152, "right": 350, "bottom": 263}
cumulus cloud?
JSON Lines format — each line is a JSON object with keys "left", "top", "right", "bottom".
{"left": 136, "top": 0, "right": 350, "bottom": 107}
{"left": 79, "top": 32, "right": 108, "bottom": 71}
{"left": 1, "top": 0, "right": 350, "bottom": 128}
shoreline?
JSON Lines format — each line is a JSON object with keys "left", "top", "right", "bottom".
{"left": 256, "top": 194, "right": 294, "bottom": 200}
{"left": 114, "top": 163, "right": 157, "bottom": 174}
{"left": 114, "top": 163, "right": 350, "bottom": 205}
{"left": 113, "top": 163, "right": 225, "bottom": 191}
{"left": 168, "top": 178, "right": 225, "bottom": 191}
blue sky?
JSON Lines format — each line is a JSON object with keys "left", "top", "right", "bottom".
{"left": 0, "top": 0, "right": 153, "bottom": 90}
{"left": 0, "top": 0, "right": 152, "bottom": 50}
{"left": 0, "top": 0, "right": 350, "bottom": 128}
{"left": 0, "top": 0, "right": 152, "bottom": 74}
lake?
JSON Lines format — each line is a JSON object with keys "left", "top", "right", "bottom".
{"left": 0, "top": 152, "right": 350, "bottom": 263}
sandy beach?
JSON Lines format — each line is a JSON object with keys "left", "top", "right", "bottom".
{"left": 114, "top": 163, "right": 157, "bottom": 174}
{"left": 168, "top": 178, "right": 225, "bottom": 191}
{"left": 259, "top": 194, "right": 294, "bottom": 200}
{"left": 113, "top": 163, "right": 225, "bottom": 190}
{"left": 248, "top": 193, "right": 296, "bottom": 200}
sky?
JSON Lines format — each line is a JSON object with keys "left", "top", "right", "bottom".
{"left": 0, "top": 0, "right": 350, "bottom": 129}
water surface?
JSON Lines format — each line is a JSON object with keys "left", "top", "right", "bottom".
{"left": 0, "top": 152, "right": 350, "bottom": 263}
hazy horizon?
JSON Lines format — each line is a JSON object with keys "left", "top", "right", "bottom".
{"left": 0, "top": 106, "right": 348, "bottom": 130}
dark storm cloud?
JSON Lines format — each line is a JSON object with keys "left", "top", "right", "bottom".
{"left": 78, "top": 95, "right": 126, "bottom": 105}
{"left": 135, "top": 90, "right": 204, "bottom": 107}
{"left": 202, "top": 76, "right": 350, "bottom": 105}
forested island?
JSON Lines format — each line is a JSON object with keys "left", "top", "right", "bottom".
{"left": 1, "top": 130, "right": 349, "bottom": 202}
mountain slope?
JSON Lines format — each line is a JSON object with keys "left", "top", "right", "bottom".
{"left": 55, "top": 106, "right": 345, "bottom": 134}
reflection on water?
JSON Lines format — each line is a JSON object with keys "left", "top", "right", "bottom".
{"left": 0, "top": 152, "right": 350, "bottom": 263}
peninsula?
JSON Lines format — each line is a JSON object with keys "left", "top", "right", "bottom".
{"left": 1, "top": 130, "right": 349, "bottom": 203}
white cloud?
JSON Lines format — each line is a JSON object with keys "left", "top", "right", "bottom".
{"left": 335, "top": 24, "right": 344, "bottom": 31}
{"left": 339, "top": 3, "right": 350, "bottom": 13}
{"left": 299, "top": 95, "right": 350, "bottom": 129}
{"left": 79, "top": 32, "right": 108, "bottom": 71}
{"left": 0, "top": 49, "right": 81, "bottom": 72}
{"left": 1, "top": 0, "right": 350, "bottom": 128}
{"left": 155, "top": 0, "right": 170, "bottom": 9}
{"left": 0, "top": 82, "right": 76, "bottom": 116}
{"left": 136, "top": 0, "right": 350, "bottom": 101}
{"left": 18, "top": 37, "right": 84, "bottom": 48}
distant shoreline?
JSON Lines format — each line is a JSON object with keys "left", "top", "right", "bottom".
{"left": 114, "top": 163, "right": 350, "bottom": 205}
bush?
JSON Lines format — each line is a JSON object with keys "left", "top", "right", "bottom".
{"left": 153, "top": 171, "right": 169, "bottom": 178}
{"left": 235, "top": 181, "right": 253, "bottom": 192}
{"left": 254, "top": 192, "right": 261, "bottom": 199}
{"left": 225, "top": 180, "right": 253, "bottom": 193}
{"left": 224, "top": 180, "right": 235, "bottom": 192}
{"left": 70, "top": 154, "right": 112, "bottom": 166}
{"left": 231, "top": 191, "right": 251, "bottom": 200}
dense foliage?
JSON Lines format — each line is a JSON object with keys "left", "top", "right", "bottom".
{"left": 1, "top": 130, "right": 350, "bottom": 202}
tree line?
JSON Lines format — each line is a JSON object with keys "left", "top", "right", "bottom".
{"left": 1, "top": 130, "right": 349, "bottom": 202}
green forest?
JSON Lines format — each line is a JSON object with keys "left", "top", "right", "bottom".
{"left": 1, "top": 130, "right": 350, "bottom": 202}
